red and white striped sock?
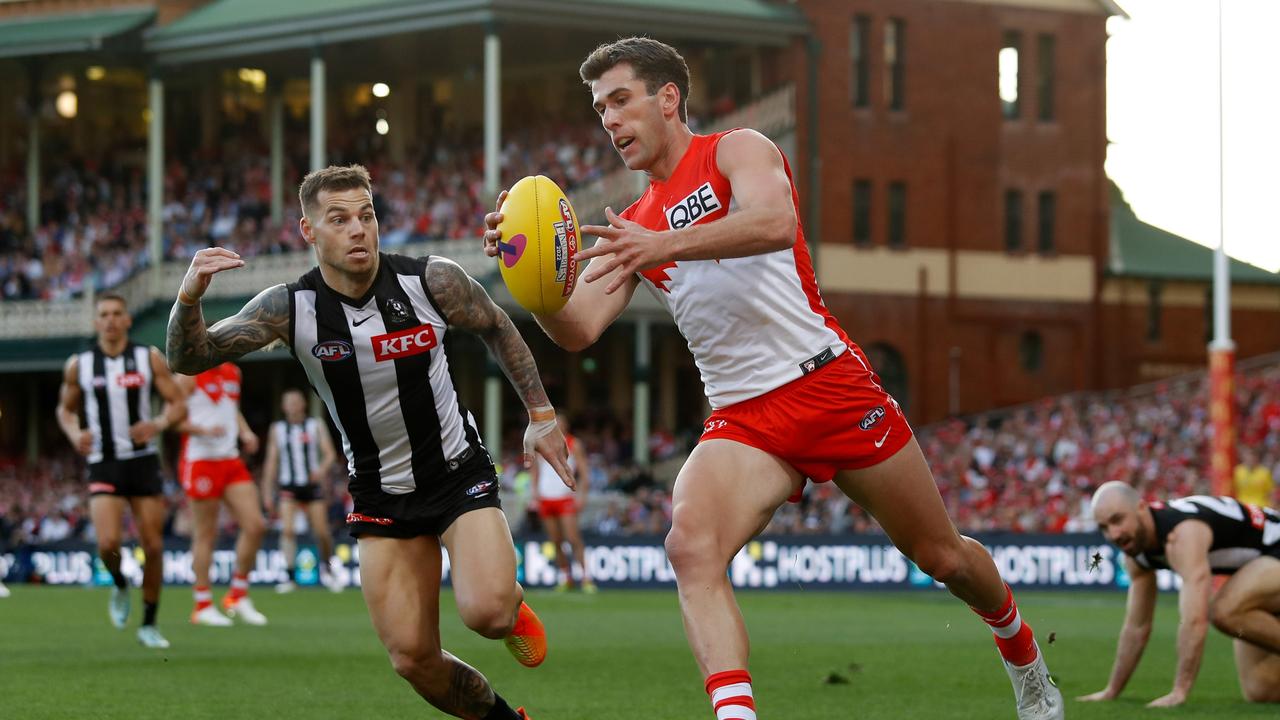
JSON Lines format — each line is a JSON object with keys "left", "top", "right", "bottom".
{"left": 193, "top": 585, "right": 212, "bottom": 612}
{"left": 227, "top": 573, "right": 250, "bottom": 602}
{"left": 705, "top": 670, "right": 756, "bottom": 720}
{"left": 972, "top": 584, "right": 1039, "bottom": 667}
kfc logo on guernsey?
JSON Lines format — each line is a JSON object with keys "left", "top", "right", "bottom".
{"left": 115, "top": 372, "right": 147, "bottom": 389}
{"left": 666, "top": 182, "right": 722, "bottom": 229}
{"left": 372, "top": 324, "right": 438, "bottom": 361}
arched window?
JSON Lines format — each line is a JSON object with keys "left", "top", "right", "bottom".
{"left": 865, "top": 343, "right": 909, "bottom": 412}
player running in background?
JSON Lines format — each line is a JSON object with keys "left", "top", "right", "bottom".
{"left": 1082, "top": 482, "right": 1280, "bottom": 705}
{"left": 55, "top": 292, "right": 186, "bottom": 648}
{"left": 484, "top": 37, "right": 1063, "bottom": 720}
{"left": 263, "top": 388, "right": 342, "bottom": 593}
{"left": 177, "top": 362, "right": 268, "bottom": 626}
{"left": 530, "top": 413, "right": 594, "bottom": 593}
{"left": 166, "top": 165, "right": 569, "bottom": 720}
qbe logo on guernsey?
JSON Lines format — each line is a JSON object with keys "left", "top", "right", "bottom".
{"left": 666, "top": 182, "right": 722, "bottom": 229}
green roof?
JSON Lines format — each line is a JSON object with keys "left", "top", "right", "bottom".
{"left": 1109, "top": 183, "right": 1280, "bottom": 285}
{"left": 147, "top": 0, "right": 806, "bottom": 63}
{"left": 0, "top": 7, "right": 154, "bottom": 59}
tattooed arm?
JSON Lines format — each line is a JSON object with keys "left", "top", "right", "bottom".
{"left": 167, "top": 248, "right": 289, "bottom": 375}
{"left": 426, "top": 256, "right": 573, "bottom": 485}
{"left": 426, "top": 256, "right": 550, "bottom": 412}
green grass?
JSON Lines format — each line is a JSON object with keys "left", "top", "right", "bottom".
{"left": 1, "top": 587, "right": 1273, "bottom": 719}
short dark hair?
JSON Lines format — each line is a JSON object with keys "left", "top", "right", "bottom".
{"left": 580, "top": 37, "right": 690, "bottom": 122}
{"left": 298, "top": 164, "right": 372, "bottom": 217}
{"left": 95, "top": 292, "right": 127, "bottom": 309}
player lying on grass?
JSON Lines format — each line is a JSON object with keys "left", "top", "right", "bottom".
{"left": 1082, "top": 481, "right": 1280, "bottom": 706}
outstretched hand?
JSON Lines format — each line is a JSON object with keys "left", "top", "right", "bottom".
{"left": 180, "top": 248, "right": 245, "bottom": 303}
{"left": 577, "top": 207, "right": 669, "bottom": 294}
{"left": 481, "top": 190, "right": 510, "bottom": 258}
{"left": 524, "top": 419, "right": 574, "bottom": 491}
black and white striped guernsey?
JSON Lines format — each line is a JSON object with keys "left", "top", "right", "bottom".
{"left": 287, "top": 253, "right": 483, "bottom": 495}
{"left": 1136, "top": 495, "right": 1280, "bottom": 574}
{"left": 76, "top": 343, "right": 156, "bottom": 465}
{"left": 271, "top": 418, "right": 323, "bottom": 487}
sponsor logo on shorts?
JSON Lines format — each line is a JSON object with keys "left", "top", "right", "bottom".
{"left": 498, "top": 233, "right": 527, "bottom": 268}
{"left": 371, "top": 324, "right": 438, "bottom": 362}
{"left": 666, "top": 182, "right": 722, "bottom": 230}
{"left": 346, "top": 512, "right": 394, "bottom": 526}
{"left": 859, "top": 406, "right": 886, "bottom": 431}
{"left": 703, "top": 419, "right": 729, "bottom": 434}
{"left": 115, "top": 372, "right": 147, "bottom": 389}
{"left": 466, "top": 479, "right": 496, "bottom": 498}
{"left": 312, "top": 340, "right": 354, "bottom": 362}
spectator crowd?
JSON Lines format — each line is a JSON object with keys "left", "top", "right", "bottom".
{"left": 0, "top": 124, "right": 618, "bottom": 302}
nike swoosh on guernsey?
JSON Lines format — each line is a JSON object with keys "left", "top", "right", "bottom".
{"left": 352, "top": 315, "right": 375, "bottom": 327}
{"left": 874, "top": 428, "right": 892, "bottom": 448}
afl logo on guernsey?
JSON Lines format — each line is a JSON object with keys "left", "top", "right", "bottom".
{"left": 666, "top": 182, "right": 722, "bottom": 229}
{"left": 312, "top": 340, "right": 354, "bottom": 362}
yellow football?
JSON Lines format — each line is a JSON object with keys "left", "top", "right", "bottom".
{"left": 495, "top": 175, "right": 581, "bottom": 315}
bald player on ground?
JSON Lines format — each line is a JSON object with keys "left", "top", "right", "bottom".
{"left": 1081, "top": 481, "right": 1280, "bottom": 706}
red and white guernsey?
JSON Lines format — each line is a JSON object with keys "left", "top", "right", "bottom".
{"left": 182, "top": 362, "right": 242, "bottom": 462}
{"left": 536, "top": 434, "right": 578, "bottom": 501}
{"left": 621, "top": 130, "right": 851, "bottom": 408}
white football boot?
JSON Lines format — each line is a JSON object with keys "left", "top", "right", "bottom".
{"left": 137, "top": 625, "right": 171, "bottom": 649}
{"left": 274, "top": 580, "right": 297, "bottom": 594}
{"left": 191, "top": 604, "right": 233, "bottom": 626}
{"left": 224, "top": 596, "right": 268, "bottom": 625}
{"left": 1005, "top": 646, "right": 1064, "bottom": 720}
{"left": 108, "top": 587, "right": 130, "bottom": 629}
{"left": 0, "top": 581, "right": 11, "bottom": 598}
{"left": 320, "top": 570, "right": 343, "bottom": 593}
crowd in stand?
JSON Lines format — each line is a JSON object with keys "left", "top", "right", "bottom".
{"left": 0, "top": 125, "right": 618, "bottom": 302}
{"left": 6, "top": 360, "right": 1277, "bottom": 552}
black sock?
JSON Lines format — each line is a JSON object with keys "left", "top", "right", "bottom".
{"left": 109, "top": 569, "right": 127, "bottom": 590}
{"left": 143, "top": 601, "right": 158, "bottom": 627}
{"left": 483, "top": 693, "right": 521, "bottom": 720}
{"left": 286, "top": 566, "right": 295, "bottom": 582}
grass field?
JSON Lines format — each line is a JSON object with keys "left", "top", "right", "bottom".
{"left": 1, "top": 586, "right": 1273, "bottom": 719}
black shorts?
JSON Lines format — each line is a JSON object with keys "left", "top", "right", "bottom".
{"left": 280, "top": 484, "right": 322, "bottom": 504}
{"left": 346, "top": 447, "right": 502, "bottom": 539}
{"left": 88, "top": 455, "right": 163, "bottom": 498}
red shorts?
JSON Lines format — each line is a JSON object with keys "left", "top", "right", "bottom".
{"left": 538, "top": 497, "right": 577, "bottom": 518}
{"left": 182, "top": 458, "right": 253, "bottom": 500}
{"left": 700, "top": 347, "right": 913, "bottom": 502}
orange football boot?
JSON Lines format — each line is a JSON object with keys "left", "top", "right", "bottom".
{"left": 516, "top": 708, "right": 533, "bottom": 719}
{"left": 504, "top": 601, "right": 547, "bottom": 667}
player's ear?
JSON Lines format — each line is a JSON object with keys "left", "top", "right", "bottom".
{"left": 660, "top": 81, "right": 680, "bottom": 119}
{"left": 300, "top": 215, "right": 315, "bottom": 245}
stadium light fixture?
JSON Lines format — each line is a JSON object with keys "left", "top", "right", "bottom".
{"left": 372, "top": 83, "right": 390, "bottom": 98}
{"left": 86, "top": 66, "right": 106, "bottom": 81}
{"left": 375, "top": 119, "right": 390, "bottom": 135}
{"left": 55, "top": 91, "right": 78, "bottom": 119}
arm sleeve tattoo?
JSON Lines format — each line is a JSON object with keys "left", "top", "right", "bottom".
{"left": 166, "top": 284, "right": 290, "bottom": 375}
{"left": 425, "top": 257, "right": 551, "bottom": 411}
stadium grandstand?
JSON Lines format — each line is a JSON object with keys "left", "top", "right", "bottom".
{"left": 2, "top": 0, "right": 1278, "bottom": 717}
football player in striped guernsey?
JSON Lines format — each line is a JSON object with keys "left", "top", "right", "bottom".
{"left": 56, "top": 292, "right": 187, "bottom": 649}
{"left": 166, "top": 165, "right": 567, "bottom": 720}
{"left": 1082, "top": 482, "right": 1280, "bottom": 705}
{"left": 262, "top": 388, "right": 341, "bottom": 593}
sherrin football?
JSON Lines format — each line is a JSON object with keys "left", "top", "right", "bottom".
{"left": 496, "top": 175, "right": 581, "bottom": 314}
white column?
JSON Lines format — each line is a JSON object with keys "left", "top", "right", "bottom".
{"left": 311, "top": 49, "right": 326, "bottom": 172}
{"left": 270, "top": 89, "right": 284, "bottom": 223}
{"left": 26, "top": 112, "right": 39, "bottom": 237}
{"left": 633, "top": 317, "right": 651, "bottom": 466}
{"left": 483, "top": 28, "right": 501, "bottom": 196}
{"left": 484, "top": 361, "right": 502, "bottom": 460}
{"left": 148, "top": 77, "right": 164, "bottom": 277}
